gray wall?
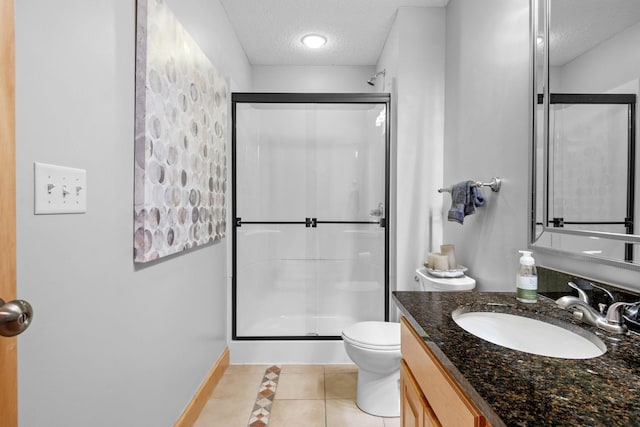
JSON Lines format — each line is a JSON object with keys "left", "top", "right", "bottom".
{"left": 377, "top": 7, "right": 446, "bottom": 296}
{"left": 443, "top": 0, "right": 531, "bottom": 291}
{"left": 15, "top": 1, "right": 250, "bottom": 426}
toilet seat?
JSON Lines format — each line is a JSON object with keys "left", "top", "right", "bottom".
{"left": 342, "top": 321, "right": 400, "bottom": 351}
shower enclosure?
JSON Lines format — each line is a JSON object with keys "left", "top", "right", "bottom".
{"left": 232, "top": 93, "right": 390, "bottom": 340}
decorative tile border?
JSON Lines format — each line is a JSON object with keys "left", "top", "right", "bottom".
{"left": 247, "top": 365, "right": 281, "bottom": 427}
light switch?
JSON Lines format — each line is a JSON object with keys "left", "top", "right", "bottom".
{"left": 34, "top": 162, "right": 87, "bottom": 214}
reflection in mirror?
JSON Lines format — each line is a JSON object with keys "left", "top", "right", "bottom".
{"left": 532, "top": 0, "right": 640, "bottom": 268}
{"left": 547, "top": 95, "right": 635, "bottom": 260}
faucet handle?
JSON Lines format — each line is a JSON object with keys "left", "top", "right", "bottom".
{"left": 567, "top": 281, "right": 590, "bottom": 304}
{"left": 605, "top": 302, "right": 637, "bottom": 325}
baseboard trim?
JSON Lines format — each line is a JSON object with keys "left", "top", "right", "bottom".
{"left": 174, "top": 347, "right": 230, "bottom": 427}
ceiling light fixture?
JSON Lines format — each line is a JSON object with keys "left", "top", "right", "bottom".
{"left": 301, "top": 34, "right": 327, "bottom": 49}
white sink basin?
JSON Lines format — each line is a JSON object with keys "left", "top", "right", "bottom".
{"left": 452, "top": 310, "right": 606, "bottom": 359}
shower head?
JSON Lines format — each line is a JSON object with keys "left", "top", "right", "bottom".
{"left": 367, "top": 69, "right": 386, "bottom": 86}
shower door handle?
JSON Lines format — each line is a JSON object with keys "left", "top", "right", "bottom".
{"left": 0, "top": 297, "right": 33, "bottom": 337}
{"left": 370, "top": 202, "right": 384, "bottom": 217}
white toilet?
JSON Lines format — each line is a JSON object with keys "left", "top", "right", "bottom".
{"left": 342, "top": 321, "right": 401, "bottom": 417}
{"left": 342, "top": 268, "right": 476, "bottom": 417}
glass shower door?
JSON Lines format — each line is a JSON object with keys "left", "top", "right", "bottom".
{"left": 233, "top": 94, "right": 389, "bottom": 339}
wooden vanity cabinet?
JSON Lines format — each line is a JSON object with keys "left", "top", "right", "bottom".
{"left": 400, "top": 317, "right": 489, "bottom": 427}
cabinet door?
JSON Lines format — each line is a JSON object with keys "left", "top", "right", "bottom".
{"left": 401, "top": 318, "right": 486, "bottom": 426}
{"left": 401, "top": 360, "right": 441, "bottom": 427}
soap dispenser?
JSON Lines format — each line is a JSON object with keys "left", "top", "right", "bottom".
{"left": 516, "top": 250, "right": 537, "bottom": 303}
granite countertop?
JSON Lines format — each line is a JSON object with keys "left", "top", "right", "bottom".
{"left": 393, "top": 291, "right": 640, "bottom": 427}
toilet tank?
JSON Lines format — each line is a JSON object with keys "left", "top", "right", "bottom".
{"left": 415, "top": 268, "right": 476, "bottom": 291}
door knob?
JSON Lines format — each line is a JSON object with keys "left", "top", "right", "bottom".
{"left": 0, "top": 298, "right": 33, "bottom": 337}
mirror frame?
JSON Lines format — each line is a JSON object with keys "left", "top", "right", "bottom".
{"left": 529, "top": 0, "right": 640, "bottom": 271}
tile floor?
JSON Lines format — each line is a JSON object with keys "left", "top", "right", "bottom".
{"left": 194, "top": 364, "right": 400, "bottom": 427}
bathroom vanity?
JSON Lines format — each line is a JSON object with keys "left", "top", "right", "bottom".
{"left": 393, "top": 291, "right": 640, "bottom": 426}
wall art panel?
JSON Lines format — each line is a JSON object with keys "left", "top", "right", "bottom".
{"left": 134, "top": 0, "right": 228, "bottom": 263}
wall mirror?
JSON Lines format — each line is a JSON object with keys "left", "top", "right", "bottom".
{"left": 531, "top": 0, "right": 640, "bottom": 269}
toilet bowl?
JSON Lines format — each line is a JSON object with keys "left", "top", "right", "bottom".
{"left": 341, "top": 321, "right": 401, "bottom": 417}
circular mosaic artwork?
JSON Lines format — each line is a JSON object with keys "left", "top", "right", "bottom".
{"left": 134, "top": 0, "right": 228, "bottom": 263}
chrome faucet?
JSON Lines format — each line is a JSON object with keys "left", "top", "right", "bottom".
{"left": 556, "top": 295, "right": 636, "bottom": 334}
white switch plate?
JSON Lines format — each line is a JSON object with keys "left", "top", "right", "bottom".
{"left": 34, "top": 162, "right": 87, "bottom": 214}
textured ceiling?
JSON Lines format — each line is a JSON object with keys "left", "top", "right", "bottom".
{"left": 220, "top": 0, "right": 640, "bottom": 68}
{"left": 219, "top": 0, "right": 449, "bottom": 66}
{"left": 549, "top": 0, "right": 640, "bottom": 66}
